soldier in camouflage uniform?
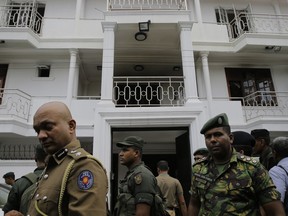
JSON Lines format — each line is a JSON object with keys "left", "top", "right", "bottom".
{"left": 114, "top": 136, "right": 157, "bottom": 216}
{"left": 187, "top": 113, "right": 285, "bottom": 216}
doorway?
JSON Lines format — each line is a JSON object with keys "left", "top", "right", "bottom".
{"left": 110, "top": 127, "right": 192, "bottom": 210}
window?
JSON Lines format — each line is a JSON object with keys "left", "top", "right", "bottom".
{"left": 225, "top": 68, "right": 276, "bottom": 106}
{"left": 215, "top": 6, "right": 251, "bottom": 39}
{"left": 0, "top": 64, "right": 8, "bottom": 104}
{"left": 37, "top": 65, "right": 50, "bottom": 77}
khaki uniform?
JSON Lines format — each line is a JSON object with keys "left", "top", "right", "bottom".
{"left": 156, "top": 173, "right": 184, "bottom": 215}
{"left": 190, "top": 149, "right": 280, "bottom": 215}
{"left": 27, "top": 140, "right": 108, "bottom": 216}
{"left": 114, "top": 162, "right": 157, "bottom": 216}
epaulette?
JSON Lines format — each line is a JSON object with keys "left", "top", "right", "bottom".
{"left": 67, "top": 148, "right": 89, "bottom": 160}
{"left": 237, "top": 154, "right": 259, "bottom": 165}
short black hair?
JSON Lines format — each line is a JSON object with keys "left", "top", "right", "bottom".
{"left": 271, "top": 137, "right": 288, "bottom": 158}
{"left": 157, "top": 160, "right": 169, "bottom": 171}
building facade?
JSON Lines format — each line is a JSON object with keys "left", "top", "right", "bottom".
{"left": 0, "top": 0, "right": 288, "bottom": 208}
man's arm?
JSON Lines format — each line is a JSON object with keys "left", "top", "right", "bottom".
{"left": 177, "top": 194, "right": 188, "bottom": 216}
{"left": 187, "top": 196, "right": 200, "bottom": 216}
{"left": 135, "top": 203, "right": 151, "bottom": 216}
{"left": 261, "top": 200, "right": 285, "bottom": 216}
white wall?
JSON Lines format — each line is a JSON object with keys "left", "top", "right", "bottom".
{"left": 5, "top": 63, "right": 69, "bottom": 97}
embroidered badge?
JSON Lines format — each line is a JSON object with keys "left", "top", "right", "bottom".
{"left": 77, "top": 170, "right": 94, "bottom": 190}
{"left": 134, "top": 174, "right": 142, "bottom": 185}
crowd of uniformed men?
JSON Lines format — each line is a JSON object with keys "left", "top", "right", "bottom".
{"left": 2, "top": 101, "right": 288, "bottom": 216}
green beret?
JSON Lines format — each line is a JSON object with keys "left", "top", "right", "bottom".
{"left": 200, "top": 113, "right": 229, "bottom": 134}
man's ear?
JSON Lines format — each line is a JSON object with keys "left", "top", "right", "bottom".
{"left": 68, "top": 119, "right": 76, "bottom": 131}
{"left": 229, "top": 133, "right": 234, "bottom": 144}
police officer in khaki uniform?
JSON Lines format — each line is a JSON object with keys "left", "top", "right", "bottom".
{"left": 187, "top": 113, "right": 285, "bottom": 216}
{"left": 114, "top": 136, "right": 157, "bottom": 216}
{"left": 24, "top": 101, "right": 108, "bottom": 216}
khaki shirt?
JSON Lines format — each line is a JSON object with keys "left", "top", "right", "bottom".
{"left": 27, "top": 140, "right": 108, "bottom": 216}
{"left": 156, "top": 173, "right": 184, "bottom": 208}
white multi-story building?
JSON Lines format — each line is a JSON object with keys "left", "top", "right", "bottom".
{"left": 0, "top": 0, "right": 288, "bottom": 208}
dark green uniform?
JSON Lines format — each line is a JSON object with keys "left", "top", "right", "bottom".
{"left": 259, "top": 146, "right": 275, "bottom": 170}
{"left": 2, "top": 168, "right": 44, "bottom": 213}
{"left": 190, "top": 148, "right": 280, "bottom": 215}
{"left": 27, "top": 140, "right": 108, "bottom": 216}
{"left": 114, "top": 162, "right": 157, "bottom": 216}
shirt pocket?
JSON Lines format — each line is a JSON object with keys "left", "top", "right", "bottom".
{"left": 34, "top": 186, "right": 60, "bottom": 214}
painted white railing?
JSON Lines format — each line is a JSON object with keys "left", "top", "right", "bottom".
{"left": 108, "top": 0, "right": 187, "bottom": 10}
{"left": 113, "top": 76, "right": 185, "bottom": 107}
{"left": 228, "top": 13, "right": 288, "bottom": 39}
{"left": 0, "top": 5, "right": 43, "bottom": 35}
{"left": 242, "top": 91, "right": 288, "bottom": 121}
{"left": 0, "top": 89, "right": 32, "bottom": 121}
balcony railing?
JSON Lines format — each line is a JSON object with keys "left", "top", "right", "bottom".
{"left": 108, "top": 0, "right": 187, "bottom": 11}
{"left": 228, "top": 13, "right": 288, "bottom": 39}
{"left": 113, "top": 76, "right": 185, "bottom": 107}
{"left": 242, "top": 91, "right": 288, "bottom": 121}
{"left": 0, "top": 89, "right": 32, "bottom": 121}
{"left": 0, "top": 4, "right": 43, "bottom": 35}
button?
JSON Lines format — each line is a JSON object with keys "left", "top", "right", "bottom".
{"left": 36, "top": 194, "right": 39, "bottom": 198}
{"left": 43, "top": 196, "right": 47, "bottom": 201}
{"left": 44, "top": 174, "right": 49, "bottom": 179}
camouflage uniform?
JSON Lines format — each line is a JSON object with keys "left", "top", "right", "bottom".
{"left": 190, "top": 148, "right": 280, "bottom": 215}
{"left": 114, "top": 162, "right": 157, "bottom": 216}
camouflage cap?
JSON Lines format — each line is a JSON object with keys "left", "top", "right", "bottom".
{"left": 200, "top": 113, "right": 229, "bottom": 134}
{"left": 116, "top": 136, "right": 145, "bottom": 149}
{"left": 193, "top": 148, "right": 209, "bottom": 156}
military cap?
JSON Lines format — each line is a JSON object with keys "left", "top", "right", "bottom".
{"left": 200, "top": 113, "right": 229, "bottom": 134}
{"left": 116, "top": 136, "right": 145, "bottom": 149}
{"left": 193, "top": 148, "right": 209, "bottom": 156}
{"left": 3, "top": 172, "right": 15, "bottom": 179}
{"left": 250, "top": 129, "right": 270, "bottom": 139}
{"left": 232, "top": 131, "right": 255, "bottom": 147}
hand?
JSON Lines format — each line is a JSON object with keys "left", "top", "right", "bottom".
{"left": 4, "top": 210, "right": 24, "bottom": 216}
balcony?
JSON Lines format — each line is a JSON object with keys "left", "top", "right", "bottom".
{"left": 0, "top": 89, "right": 32, "bottom": 121}
{"left": 113, "top": 76, "right": 185, "bottom": 107}
{"left": 242, "top": 91, "right": 288, "bottom": 121}
{"left": 0, "top": 4, "right": 43, "bottom": 35}
{"left": 228, "top": 13, "right": 288, "bottom": 39}
{"left": 108, "top": 0, "right": 187, "bottom": 11}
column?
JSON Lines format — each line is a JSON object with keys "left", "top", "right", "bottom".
{"left": 178, "top": 22, "right": 199, "bottom": 104}
{"left": 99, "top": 22, "right": 117, "bottom": 106}
{"left": 200, "top": 51, "right": 212, "bottom": 117}
{"left": 66, "top": 49, "right": 79, "bottom": 106}
{"left": 193, "top": 0, "right": 203, "bottom": 23}
{"left": 74, "top": 0, "right": 85, "bottom": 36}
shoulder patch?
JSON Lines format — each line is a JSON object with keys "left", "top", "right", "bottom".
{"left": 77, "top": 170, "right": 94, "bottom": 190}
{"left": 134, "top": 173, "right": 142, "bottom": 185}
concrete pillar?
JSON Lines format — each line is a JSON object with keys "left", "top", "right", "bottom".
{"left": 66, "top": 49, "right": 78, "bottom": 106}
{"left": 178, "top": 21, "right": 199, "bottom": 104}
{"left": 100, "top": 22, "right": 117, "bottom": 106}
{"left": 200, "top": 51, "right": 212, "bottom": 117}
